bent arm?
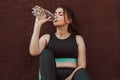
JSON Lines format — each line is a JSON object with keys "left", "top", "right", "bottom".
{"left": 29, "top": 22, "right": 49, "bottom": 56}
{"left": 66, "top": 35, "right": 86, "bottom": 79}
{"left": 77, "top": 35, "right": 86, "bottom": 68}
{"left": 29, "top": 8, "right": 51, "bottom": 56}
{"left": 29, "top": 22, "right": 42, "bottom": 56}
{"left": 29, "top": 12, "right": 51, "bottom": 56}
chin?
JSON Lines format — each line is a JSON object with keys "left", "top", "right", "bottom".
{"left": 53, "top": 23, "right": 60, "bottom": 26}
{"left": 53, "top": 24, "right": 60, "bottom": 27}
{"left": 53, "top": 23, "right": 65, "bottom": 27}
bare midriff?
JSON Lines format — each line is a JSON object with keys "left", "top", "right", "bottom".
{"left": 56, "top": 62, "right": 77, "bottom": 68}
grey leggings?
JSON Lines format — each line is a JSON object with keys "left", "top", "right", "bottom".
{"left": 40, "top": 49, "right": 91, "bottom": 80}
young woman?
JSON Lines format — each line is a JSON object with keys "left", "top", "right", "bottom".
{"left": 29, "top": 6, "right": 91, "bottom": 80}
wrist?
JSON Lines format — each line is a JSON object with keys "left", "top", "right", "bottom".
{"left": 34, "top": 22, "right": 42, "bottom": 28}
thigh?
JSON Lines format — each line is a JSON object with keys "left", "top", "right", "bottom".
{"left": 73, "top": 68, "right": 91, "bottom": 80}
{"left": 56, "top": 68, "right": 74, "bottom": 80}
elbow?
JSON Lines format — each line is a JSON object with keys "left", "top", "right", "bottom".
{"left": 80, "top": 65, "right": 86, "bottom": 69}
{"left": 29, "top": 48, "right": 39, "bottom": 56}
{"left": 82, "top": 64, "right": 86, "bottom": 68}
{"left": 81, "top": 64, "right": 86, "bottom": 69}
{"left": 78, "top": 66, "right": 86, "bottom": 69}
{"left": 78, "top": 64, "right": 86, "bottom": 69}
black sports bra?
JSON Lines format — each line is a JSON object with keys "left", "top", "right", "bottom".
{"left": 46, "top": 33, "right": 78, "bottom": 58}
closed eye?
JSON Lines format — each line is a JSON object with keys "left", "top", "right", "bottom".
{"left": 54, "top": 12, "right": 63, "bottom": 16}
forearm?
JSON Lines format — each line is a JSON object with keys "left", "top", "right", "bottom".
{"left": 29, "top": 23, "right": 42, "bottom": 56}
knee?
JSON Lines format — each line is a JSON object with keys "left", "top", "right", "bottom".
{"left": 40, "top": 49, "right": 54, "bottom": 60}
{"left": 73, "top": 68, "right": 91, "bottom": 80}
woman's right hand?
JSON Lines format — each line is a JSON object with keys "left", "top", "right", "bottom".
{"left": 35, "top": 9, "right": 51, "bottom": 26}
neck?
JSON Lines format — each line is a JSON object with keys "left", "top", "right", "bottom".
{"left": 55, "top": 26, "right": 70, "bottom": 38}
{"left": 55, "top": 25, "right": 70, "bottom": 36}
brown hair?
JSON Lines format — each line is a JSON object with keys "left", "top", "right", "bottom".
{"left": 60, "top": 6, "right": 78, "bottom": 34}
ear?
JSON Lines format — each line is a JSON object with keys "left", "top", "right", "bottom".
{"left": 66, "top": 18, "right": 72, "bottom": 24}
{"left": 64, "top": 13, "right": 72, "bottom": 24}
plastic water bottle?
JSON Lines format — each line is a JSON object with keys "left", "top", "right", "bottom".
{"left": 32, "top": 5, "right": 55, "bottom": 21}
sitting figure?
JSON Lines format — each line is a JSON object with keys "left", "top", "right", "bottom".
{"left": 29, "top": 6, "right": 91, "bottom": 80}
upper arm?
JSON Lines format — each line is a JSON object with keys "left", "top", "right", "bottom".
{"left": 76, "top": 35, "right": 86, "bottom": 68}
{"left": 38, "top": 34, "right": 50, "bottom": 54}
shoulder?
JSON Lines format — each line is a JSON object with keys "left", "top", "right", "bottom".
{"left": 40, "top": 34, "right": 50, "bottom": 41}
{"left": 75, "top": 35, "right": 85, "bottom": 45}
{"left": 42, "top": 34, "right": 50, "bottom": 38}
{"left": 41, "top": 34, "right": 51, "bottom": 45}
{"left": 76, "top": 35, "right": 84, "bottom": 41}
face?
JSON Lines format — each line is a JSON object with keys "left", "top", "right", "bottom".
{"left": 53, "top": 7, "right": 71, "bottom": 27}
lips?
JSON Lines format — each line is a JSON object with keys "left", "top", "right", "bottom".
{"left": 53, "top": 19, "right": 58, "bottom": 22}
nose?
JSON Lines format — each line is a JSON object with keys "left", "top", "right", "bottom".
{"left": 54, "top": 13, "right": 58, "bottom": 19}
{"left": 54, "top": 15, "right": 58, "bottom": 19}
